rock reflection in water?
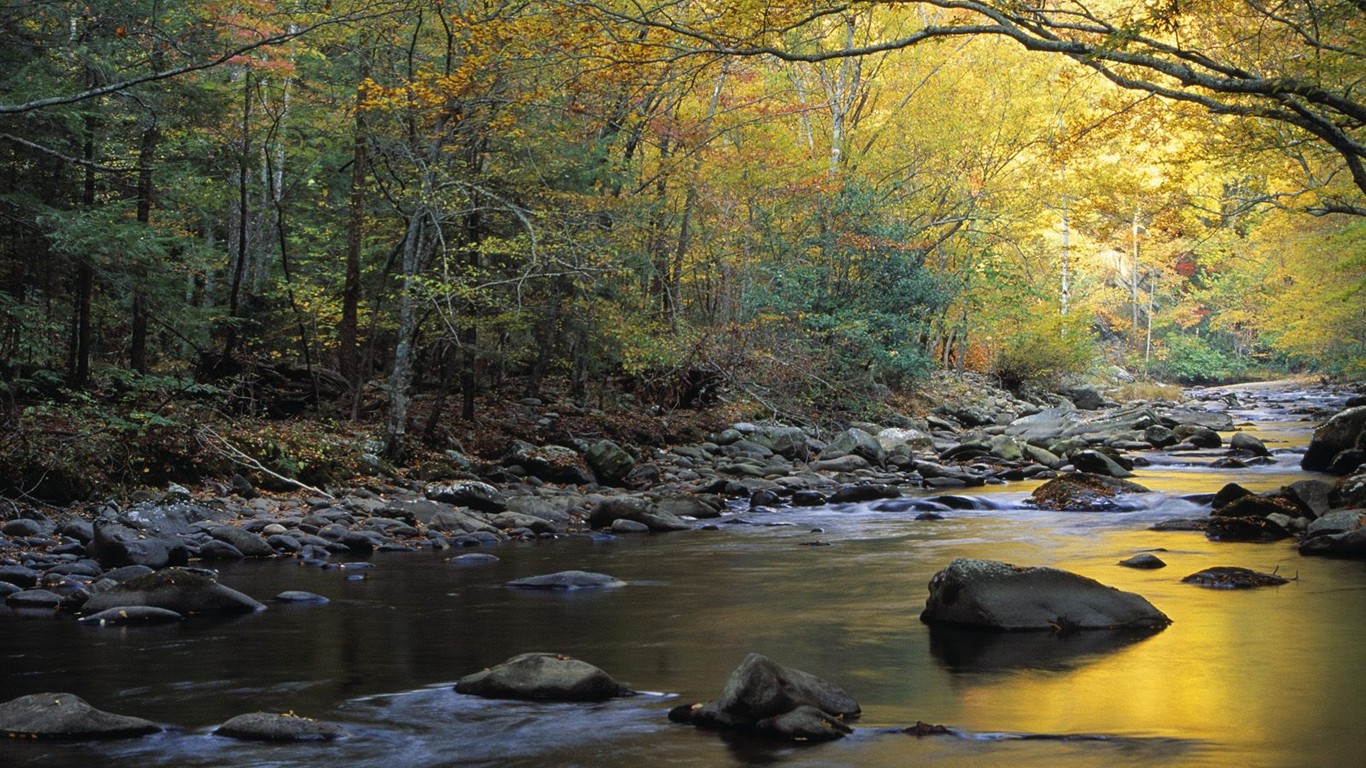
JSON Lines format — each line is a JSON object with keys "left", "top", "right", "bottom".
{"left": 928, "top": 626, "right": 1164, "bottom": 673}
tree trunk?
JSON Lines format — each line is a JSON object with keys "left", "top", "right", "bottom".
{"left": 382, "top": 213, "right": 427, "bottom": 461}
{"left": 340, "top": 61, "right": 370, "bottom": 401}
{"left": 131, "top": 121, "right": 158, "bottom": 373}
{"left": 69, "top": 115, "right": 97, "bottom": 388}
{"left": 222, "top": 68, "right": 253, "bottom": 365}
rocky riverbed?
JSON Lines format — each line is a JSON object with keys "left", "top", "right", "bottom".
{"left": 2, "top": 378, "right": 1365, "bottom": 766}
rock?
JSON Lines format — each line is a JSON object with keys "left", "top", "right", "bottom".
{"left": 1069, "top": 450, "right": 1134, "bottom": 478}
{"left": 790, "top": 490, "right": 828, "bottom": 507}
{"left": 81, "top": 567, "right": 265, "bottom": 615}
{"left": 117, "top": 500, "right": 227, "bottom": 535}
{"left": 450, "top": 553, "right": 500, "bottom": 565}
{"left": 1330, "top": 470, "right": 1366, "bottom": 509}
{"left": 77, "top": 606, "right": 184, "bottom": 625}
{"left": 455, "top": 652, "right": 632, "bottom": 701}
{"left": 1278, "top": 480, "right": 1331, "bottom": 518}
{"left": 1205, "top": 515, "right": 1292, "bottom": 542}
{"left": 1306, "top": 510, "right": 1366, "bottom": 537}
{"left": 1174, "top": 425, "right": 1222, "bottom": 448}
{"left": 673, "top": 653, "right": 860, "bottom": 741}
{"left": 1302, "top": 406, "right": 1366, "bottom": 472}
{"left": 1229, "top": 432, "right": 1271, "bottom": 456}
{"left": 1142, "top": 425, "right": 1179, "bottom": 448}
{"left": 0, "top": 565, "right": 40, "bottom": 588}
{"left": 1181, "top": 567, "right": 1289, "bottom": 589}
{"left": 2, "top": 518, "right": 48, "bottom": 537}
{"left": 1329, "top": 448, "right": 1366, "bottom": 475}
{"left": 755, "top": 704, "right": 853, "bottom": 741}
{"left": 610, "top": 518, "right": 650, "bottom": 534}
{"left": 273, "top": 591, "right": 329, "bottom": 604}
{"left": 1006, "top": 408, "right": 1083, "bottom": 442}
{"left": 829, "top": 484, "right": 900, "bottom": 504}
{"left": 503, "top": 570, "right": 625, "bottom": 590}
{"left": 1299, "top": 528, "right": 1366, "bottom": 558}
{"left": 1118, "top": 553, "right": 1167, "bottom": 569}
{"left": 809, "top": 454, "right": 872, "bottom": 473}
{"left": 919, "top": 558, "right": 1171, "bottom": 631}
{"left": 89, "top": 521, "right": 190, "bottom": 570}
{"left": 1067, "top": 385, "right": 1105, "bottom": 410}
{"left": 588, "top": 496, "right": 691, "bottom": 532}
{"left": 504, "top": 441, "right": 594, "bottom": 485}
{"left": 197, "top": 540, "right": 246, "bottom": 560}
{"left": 820, "top": 428, "right": 885, "bottom": 466}
{"left": 208, "top": 526, "right": 275, "bottom": 558}
{"left": 6, "top": 588, "right": 63, "bottom": 609}
{"left": 1212, "top": 494, "right": 1302, "bottom": 519}
{"left": 585, "top": 440, "right": 635, "bottom": 485}
{"left": 1211, "top": 482, "right": 1255, "bottom": 511}
{"left": 0, "top": 693, "right": 160, "bottom": 739}
{"left": 424, "top": 481, "right": 508, "bottom": 512}
{"left": 1028, "top": 473, "right": 1150, "bottom": 511}
{"left": 216, "top": 712, "right": 347, "bottom": 741}
{"left": 876, "top": 427, "right": 934, "bottom": 454}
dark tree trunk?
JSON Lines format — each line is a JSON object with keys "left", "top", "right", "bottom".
{"left": 340, "top": 51, "right": 370, "bottom": 401}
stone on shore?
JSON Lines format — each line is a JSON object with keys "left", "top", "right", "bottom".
{"left": 919, "top": 558, "right": 1171, "bottom": 631}
{"left": 455, "top": 652, "right": 632, "bottom": 701}
{"left": 0, "top": 693, "right": 160, "bottom": 739}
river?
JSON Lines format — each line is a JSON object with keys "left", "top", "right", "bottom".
{"left": 2, "top": 383, "right": 1363, "bottom": 767}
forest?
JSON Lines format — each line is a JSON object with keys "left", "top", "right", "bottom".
{"left": 1, "top": 0, "right": 1363, "bottom": 496}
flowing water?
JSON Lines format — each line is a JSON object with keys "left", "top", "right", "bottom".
{"left": 3, "top": 384, "right": 1364, "bottom": 768}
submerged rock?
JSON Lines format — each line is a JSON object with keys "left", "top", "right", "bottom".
{"left": 0, "top": 693, "right": 160, "bottom": 739}
{"left": 77, "top": 606, "right": 183, "bottom": 625}
{"left": 216, "top": 712, "right": 347, "bottom": 741}
{"left": 1118, "top": 553, "right": 1167, "bottom": 569}
{"left": 81, "top": 567, "right": 265, "bottom": 615}
{"left": 1181, "top": 567, "right": 1289, "bottom": 589}
{"left": 455, "top": 652, "right": 632, "bottom": 701}
{"left": 670, "top": 653, "right": 859, "bottom": 741}
{"left": 503, "top": 570, "right": 625, "bottom": 590}
{"left": 1029, "top": 473, "right": 1149, "bottom": 511}
{"left": 1299, "top": 528, "right": 1366, "bottom": 559}
{"left": 920, "top": 558, "right": 1171, "bottom": 632}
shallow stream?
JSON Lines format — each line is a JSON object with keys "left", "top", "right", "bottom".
{"left": 3, "top": 384, "right": 1363, "bottom": 767}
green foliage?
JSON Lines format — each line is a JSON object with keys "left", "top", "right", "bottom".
{"left": 1153, "top": 333, "right": 1246, "bottom": 385}
{"left": 990, "top": 311, "right": 1098, "bottom": 390}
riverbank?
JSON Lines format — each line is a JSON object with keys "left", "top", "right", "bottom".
{"left": 3, "top": 378, "right": 1366, "bottom": 767}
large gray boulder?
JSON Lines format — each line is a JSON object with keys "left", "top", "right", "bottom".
{"left": 919, "top": 558, "right": 1171, "bottom": 631}
{"left": 1299, "top": 528, "right": 1366, "bottom": 558}
{"left": 0, "top": 693, "right": 160, "bottom": 739}
{"left": 1005, "top": 408, "right": 1082, "bottom": 442}
{"left": 81, "top": 567, "right": 265, "bottom": 615}
{"left": 1301, "top": 406, "right": 1366, "bottom": 472}
{"left": 424, "top": 481, "right": 508, "bottom": 512}
{"left": 670, "top": 653, "right": 859, "bottom": 741}
{"left": 455, "top": 653, "right": 632, "bottom": 701}
{"left": 88, "top": 520, "right": 189, "bottom": 570}
{"left": 820, "top": 428, "right": 885, "bottom": 466}
{"left": 585, "top": 440, "right": 635, "bottom": 485}
{"left": 208, "top": 526, "right": 275, "bottom": 558}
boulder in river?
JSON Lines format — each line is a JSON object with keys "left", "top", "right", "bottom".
{"left": 503, "top": 570, "right": 625, "bottom": 590}
{"left": 455, "top": 652, "right": 632, "bottom": 701}
{"left": 216, "top": 712, "right": 348, "bottom": 741}
{"left": 1301, "top": 405, "right": 1366, "bottom": 473}
{"left": 919, "top": 558, "right": 1171, "bottom": 632}
{"left": 77, "top": 606, "right": 184, "bottom": 625}
{"left": 1299, "top": 528, "right": 1366, "bottom": 559}
{"left": 424, "top": 481, "right": 508, "bottom": 512}
{"left": 1181, "top": 567, "right": 1290, "bottom": 589}
{"left": 1028, "top": 473, "right": 1149, "bottom": 511}
{"left": 0, "top": 692, "right": 160, "bottom": 739}
{"left": 1118, "top": 553, "right": 1167, "bottom": 569}
{"left": 81, "top": 567, "right": 265, "bottom": 615}
{"left": 669, "top": 653, "right": 859, "bottom": 741}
